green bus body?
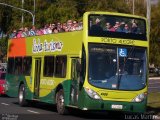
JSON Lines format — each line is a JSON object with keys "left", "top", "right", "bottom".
{"left": 6, "top": 12, "right": 149, "bottom": 114}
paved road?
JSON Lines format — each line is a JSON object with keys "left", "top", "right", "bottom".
{"left": 0, "top": 96, "right": 125, "bottom": 120}
{"left": 149, "top": 77, "right": 160, "bottom": 93}
{"left": 0, "top": 78, "right": 159, "bottom": 120}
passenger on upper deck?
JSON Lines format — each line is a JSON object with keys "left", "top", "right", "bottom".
{"left": 22, "top": 27, "right": 29, "bottom": 37}
{"left": 122, "top": 24, "right": 130, "bottom": 33}
{"left": 90, "top": 18, "right": 103, "bottom": 35}
{"left": 9, "top": 29, "right": 17, "bottom": 38}
{"left": 57, "top": 22, "right": 64, "bottom": 33}
{"left": 29, "top": 26, "right": 36, "bottom": 36}
{"left": 9, "top": 20, "right": 83, "bottom": 39}
{"left": 109, "top": 21, "right": 123, "bottom": 32}
{"left": 16, "top": 28, "right": 23, "bottom": 38}
{"left": 131, "top": 22, "right": 141, "bottom": 34}
{"left": 103, "top": 22, "right": 111, "bottom": 31}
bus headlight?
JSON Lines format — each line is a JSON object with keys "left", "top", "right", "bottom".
{"left": 84, "top": 87, "right": 101, "bottom": 100}
{"left": 132, "top": 93, "right": 146, "bottom": 102}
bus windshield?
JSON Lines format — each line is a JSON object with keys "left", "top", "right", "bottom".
{"left": 88, "top": 43, "right": 147, "bottom": 90}
{"left": 88, "top": 14, "right": 146, "bottom": 40}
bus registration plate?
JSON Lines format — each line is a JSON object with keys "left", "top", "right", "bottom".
{"left": 111, "top": 104, "right": 123, "bottom": 109}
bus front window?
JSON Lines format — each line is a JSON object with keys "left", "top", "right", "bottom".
{"left": 88, "top": 14, "right": 146, "bottom": 40}
{"left": 89, "top": 44, "right": 118, "bottom": 89}
{"left": 118, "top": 48, "right": 147, "bottom": 90}
{"left": 88, "top": 44, "right": 147, "bottom": 90}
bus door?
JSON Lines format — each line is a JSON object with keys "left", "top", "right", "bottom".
{"left": 33, "top": 58, "right": 41, "bottom": 99}
{"left": 70, "top": 58, "right": 81, "bottom": 105}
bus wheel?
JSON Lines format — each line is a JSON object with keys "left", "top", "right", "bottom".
{"left": 18, "top": 84, "right": 27, "bottom": 106}
{"left": 56, "top": 89, "right": 68, "bottom": 115}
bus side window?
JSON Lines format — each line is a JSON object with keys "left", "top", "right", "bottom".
{"left": 7, "top": 57, "right": 15, "bottom": 74}
{"left": 71, "top": 59, "right": 76, "bottom": 80}
{"left": 43, "top": 56, "right": 54, "bottom": 77}
{"left": 71, "top": 59, "right": 81, "bottom": 81}
{"left": 55, "top": 56, "right": 67, "bottom": 78}
{"left": 23, "top": 57, "right": 32, "bottom": 76}
{"left": 76, "top": 59, "right": 82, "bottom": 85}
{"left": 15, "top": 57, "right": 22, "bottom": 75}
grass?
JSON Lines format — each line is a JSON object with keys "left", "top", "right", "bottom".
{"left": 147, "top": 92, "right": 160, "bottom": 115}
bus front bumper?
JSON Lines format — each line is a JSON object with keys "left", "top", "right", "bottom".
{"left": 78, "top": 89, "right": 147, "bottom": 113}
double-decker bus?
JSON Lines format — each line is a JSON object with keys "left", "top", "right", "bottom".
{"left": 6, "top": 11, "right": 149, "bottom": 114}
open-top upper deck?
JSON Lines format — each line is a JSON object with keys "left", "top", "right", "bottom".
{"left": 8, "top": 31, "right": 83, "bottom": 58}
{"left": 8, "top": 11, "right": 149, "bottom": 58}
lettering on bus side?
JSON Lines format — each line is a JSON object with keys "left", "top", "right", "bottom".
{"left": 40, "top": 79, "right": 54, "bottom": 86}
{"left": 101, "top": 37, "right": 135, "bottom": 45}
{"left": 32, "top": 38, "right": 63, "bottom": 53}
{"left": 33, "top": 38, "right": 43, "bottom": 53}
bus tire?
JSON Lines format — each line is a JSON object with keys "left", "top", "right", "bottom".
{"left": 56, "top": 89, "right": 68, "bottom": 115}
{"left": 18, "top": 84, "right": 27, "bottom": 107}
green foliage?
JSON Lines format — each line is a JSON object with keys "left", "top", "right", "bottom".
{"left": 44, "top": 0, "right": 78, "bottom": 23}
{"left": 83, "top": 0, "right": 131, "bottom": 13}
{"left": 150, "top": 2, "right": 160, "bottom": 66}
{"left": 0, "top": 37, "right": 8, "bottom": 62}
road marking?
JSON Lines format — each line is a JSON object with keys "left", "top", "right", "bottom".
{"left": 1, "top": 103, "right": 9, "bottom": 106}
{"left": 27, "top": 110, "right": 40, "bottom": 114}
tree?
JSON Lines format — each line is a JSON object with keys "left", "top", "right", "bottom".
{"left": 0, "top": 37, "right": 8, "bottom": 62}
{"left": 44, "top": 0, "right": 79, "bottom": 23}
{"left": 83, "top": 0, "right": 131, "bottom": 13}
{"left": 150, "top": 2, "right": 160, "bottom": 66}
